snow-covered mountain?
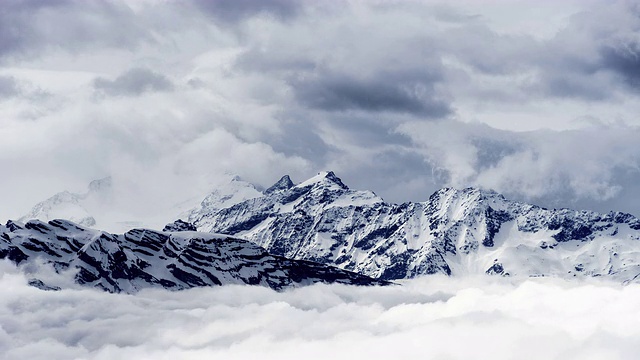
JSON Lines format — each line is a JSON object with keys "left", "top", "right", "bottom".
{"left": 189, "top": 171, "right": 640, "bottom": 283}
{"left": 19, "top": 177, "right": 113, "bottom": 228}
{"left": 19, "top": 175, "right": 262, "bottom": 234}
{"left": 0, "top": 219, "right": 388, "bottom": 293}
{"left": 186, "top": 175, "right": 263, "bottom": 220}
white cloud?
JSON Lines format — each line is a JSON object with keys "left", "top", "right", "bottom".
{"left": 398, "top": 120, "right": 640, "bottom": 208}
{"left": 1, "top": 260, "right": 639, "bottom": 360}
{"left": 3, "top": 0, "right": 640, "bottom": 223}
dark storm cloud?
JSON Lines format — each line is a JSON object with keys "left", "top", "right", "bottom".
{"left": 0, "top": 76, "right": 21, "bottom": 99}
{"left": 192, "top": 0, "right": 302, "bottom": 24}
{"left": 600, "top": 41, "right": 640, "bottom": 90}
{"left": 0, "top": 0, "right": 148, "bottom": 60}
{"left": 268, "top": 119, "right": 330, "bottom": 161}
{"left": 323, "top": 114, "right": 411, "bottom": 147}
{"left": 290, "top": 70, "right": 451, "bottom": 118}
{"left": 93, "top": 68, "right": 174, "bottom": 97}
{"left": 470, "top": 136, "right": 521, "bottom": 173}
{"left": 521, "top": 2, "right": 640, "bottom": 101}
{"left": 0, "top": 0, "right": 65, "bottom": 57}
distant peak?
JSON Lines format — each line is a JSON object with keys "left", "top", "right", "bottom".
{"left": 88, "top": 176, "right": 112, "bottom": 193}
{"left": 264, "top": 175, "right": 295, "bottom": 195}
{"left": 430, "top": 186, "right": 505, "bottom": 204}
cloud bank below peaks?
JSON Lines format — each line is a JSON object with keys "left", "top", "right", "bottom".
{"left": 1, "top": 260, "right": 639, "bottom": 360}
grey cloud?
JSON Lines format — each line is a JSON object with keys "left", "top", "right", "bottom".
{"left": 3, "top": 0, "right": 640, "bottom": 225}
{"left": 0, "top": 0, "right": 150, "bottom": 60}
{"left": 192, "top": 0, "right": 302, "bottom": 24}
{"left": 535, "top": 73, "right": 611, "bottom": 101}
{"left": 530, "top": 2, "right": 640, "bottom": 100}
{"left": 234, "top": 46, "right": 317, "bottom": 74}
{"left": 600, "top": 41, "right": 640, "bottom": 90}
{"left": 399, "top": 121, "right": 640, "bottom": 214}
{"left": 0, "top": 0, "right": 69, "bottom": 56}
{"left": 470, "top": 136, "right": 521, "bottom": 173}
{"left": 93, "top": 68, "right": 174, "bottom": 97}
{"left": 323, "top": 114, "right": 411, "bottom": 147}
{"left": 229, "top": 5, "right": 451, "bottom": 118}
{"left": 290, "top": 70, "right": 451, "bottom": 117}
{"left": 268, "top": 119, "right": 331, "bottom": 162}
{"left": 442, "top": 24, "right": 538, "bottom": 76}
{"left": 420, "top": 2, "right": 640, "bottom": 103}
{"left": 335, "top": 148, "right": 439, "bottom": 203}
{"left": 0, "top": 76, "right": 21, "bottom": 99}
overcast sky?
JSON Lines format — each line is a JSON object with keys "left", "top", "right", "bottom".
{"left": 2, "top": 0, "right": 640, "bottom": 222}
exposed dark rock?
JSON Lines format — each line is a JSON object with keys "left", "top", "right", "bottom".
{"left": 27, "top": 279, "right": 61, "bottom": 291}
{"left": 0, "top": 219, "right": 389, "bottom": 293}
{"left": 264, "top": 175, "right": 295, "bottom": 195}
{"left": 190, "top": 173, "right": 640, "bottom": 282}
{"left": 163, "top": 219, "right": 197, "bottom": 232}
{"left": 486, "top": 261, "right": 508, "bottom": 276}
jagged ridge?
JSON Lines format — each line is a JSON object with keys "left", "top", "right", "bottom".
{"left": 187, "top": 171, "right": 640, "bottom": 283}
{"left": 0, "top": 219, "right": 389, "bottom": 293}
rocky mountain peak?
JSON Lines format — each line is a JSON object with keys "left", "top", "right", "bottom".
{"left": 189, "top": 171, "right": 640, "bottom": 283}
{"left": 163, "top": 219, "right": 197, "bottom": 232}
{"left": 295, "top": 171, "right": 349, "bottom": 191}
{"left": 264, "top": 175, "right": 295, "bottom": 195}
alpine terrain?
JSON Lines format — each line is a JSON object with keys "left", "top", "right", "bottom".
{"left": 18, "top": 175, "right": 263, "bottom": 234}
{"left": 0, "top": 218, "right": 388, "bottom": 293}
{"left": 187, "top": 171, "right": 640, "bottom": 283}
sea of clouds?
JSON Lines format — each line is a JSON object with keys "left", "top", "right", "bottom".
{"left": 1, "top": 260, "right": 639, "bottom": 360}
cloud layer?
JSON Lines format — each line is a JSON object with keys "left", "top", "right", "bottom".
{"left": 2, "top": 0, "right": 640, "bottom": 223}
{"left": 1, "top": 261, "right": 639, "bottom": 360}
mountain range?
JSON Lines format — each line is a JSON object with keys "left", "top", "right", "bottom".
{"left": 0, "top": 218, "right": 388, "bottom": 293}
{"left": 188, "top": 171, "right": 640, "bottom": 283}
{"left": 13, "top": 171, "right": 640, "bottom": 287}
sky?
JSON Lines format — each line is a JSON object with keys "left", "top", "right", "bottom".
{"left": 2, "top": 0, "right": 640, "bottom": 223}
{"left": 1, "top": 260, "right": 639, "bottom": 360}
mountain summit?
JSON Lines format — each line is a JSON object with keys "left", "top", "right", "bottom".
{"left": 18, "top": 176, "right": 113, "bottom": 228}
{"left": 187, "top": 172, "right": 640, "bottom": 283}
{"left": 264, "top": 175, "right": 295, "bottom": 195}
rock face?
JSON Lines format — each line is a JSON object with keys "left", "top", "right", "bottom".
{"left": 188, "top": 171, "right": 640, "bottom": 283}
{"left": 0, "top": 219, "right": 389, "bottom": 293}
{"left": 163, "top": 219, "right": 197, "bottom": 232}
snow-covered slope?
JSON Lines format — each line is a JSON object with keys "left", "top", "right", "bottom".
{"left": 19, "top": 175, "right": 262, "bottom": 234}
{"left": 185, "top": 176, "right": 263, "bottom": 222}
{"left": 0, "top": 219, "right": 388, "bottom": 293}
{"left": 189, "top": 171, "right": 640, "bottom": 283}
{"left": 19, "top": 177, "right": 113, "bottom": 228}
